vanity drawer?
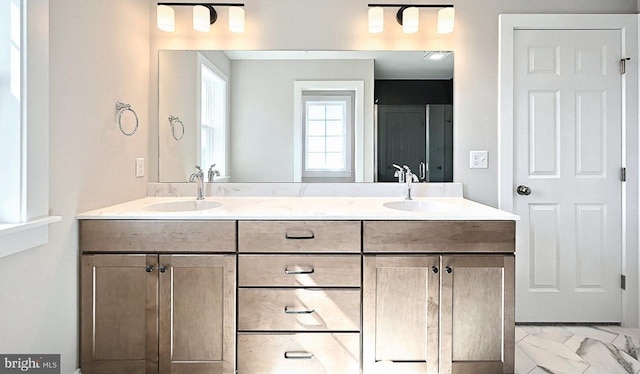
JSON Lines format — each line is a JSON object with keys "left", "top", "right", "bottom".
{"left": 80, "top": 220, "right": 236, "bottom": 253}
{"left": 238, "top": 289, "right": 360, "bottom": 331}
{"left": 363, "top": 220, "right": 516, "bottom": 253}
{"left": 239, "top": 255, "right": 361, "bottom": 287}
{"left": 237, "top": 333, "right": 360, "bottom": 374}
{"left": 238, "top": 221, "right": 361, "bottom": 253}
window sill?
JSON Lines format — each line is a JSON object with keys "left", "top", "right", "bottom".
{"left": 0, "top": 216, "right": 62, "bottom": 258}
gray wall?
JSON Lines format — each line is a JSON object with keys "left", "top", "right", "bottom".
{"left": 230, "top": 59, "right": 374, "bottom": 182}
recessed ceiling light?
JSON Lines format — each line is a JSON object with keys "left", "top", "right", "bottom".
{"left": 425, "top": 51, "right": 452, "bottom": 61}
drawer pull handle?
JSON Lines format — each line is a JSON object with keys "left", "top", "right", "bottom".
{"left": 284, "top": 351, "right": 314, "bottom": 360}
{"left": 285, "top": 267, "right": 315, "bottom": 275}
{"left": 284, "top": 306, "right": 315, "bottom": 314}
{"left": 285, "top": 230, "right": 315, "bottom": 240}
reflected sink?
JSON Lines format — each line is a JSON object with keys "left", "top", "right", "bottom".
{"left": 383, "top": 200, "right": 452, "bottom": 212}
{"left": 142, "top": 200, "right": 222, "bottom": 212}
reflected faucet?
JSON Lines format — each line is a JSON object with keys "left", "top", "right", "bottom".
{"left": 403, "top": 165, "right": 419, "bottom": 201}
{"left": 208, "top": 164, "right": 221, "bottom": 182}
{"left": 188, "top": 166, "right": 205, "bottom": 200}
{"left": 392, "top": 164, "right": 406, "bottom": 183}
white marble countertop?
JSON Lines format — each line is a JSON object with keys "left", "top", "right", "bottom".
{"left": 77, "top": 196, "right": 520, "bottom": 221}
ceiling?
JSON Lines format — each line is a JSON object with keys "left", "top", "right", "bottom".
{"left": 222, "top": 50, "right": 454, "bottom": 80}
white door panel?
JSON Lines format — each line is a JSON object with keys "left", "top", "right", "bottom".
{"left": 514, "top": 30, "right": 622, "bottom": 322}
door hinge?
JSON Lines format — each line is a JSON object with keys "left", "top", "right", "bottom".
{"left": 621, "top": 275, "right": 627, "bottom": 290}
{"left": 622, "top": 167, "right": 627, "bottom": 182}
{"left": 621, "top": 58, "right": 631, "bottom": 74}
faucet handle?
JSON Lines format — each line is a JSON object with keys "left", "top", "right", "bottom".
{"left": 403, "top": 165, "right": 413, "bottom": 174}
{"left": 208, "top": 164, "right": 216, "bottom": 171}
{"left": 392, "top": 164, "right": 404, "bottom": 171}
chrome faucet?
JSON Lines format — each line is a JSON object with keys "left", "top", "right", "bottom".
{"left": 208, "top": 164, "right": 221, "bottom": 182}
{"left": 392, "top": 164, "right": 406, "bottom": 183}
{"left": 403, "top": 165, "right": 420, "bottom": 200}
{"left": 188, "top": 166, "right": 205, "bottom": 200}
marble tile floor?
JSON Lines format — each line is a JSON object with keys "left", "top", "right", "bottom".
{"left": 515, "top": 325, "right": 640, "bottom": 374}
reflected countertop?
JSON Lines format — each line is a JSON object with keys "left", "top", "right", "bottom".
{"left": 77, "top": 196, "right": 520, "bottom": 221}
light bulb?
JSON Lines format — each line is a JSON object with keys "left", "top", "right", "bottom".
{"left": 368, "top": 7, "right": 384, "bottom": 33}
{"left": 402, "top": 7, "right": 419, "bottom": 34}
{"left": 437, "top": 7, "right": 455, "bottom": 34}
{"left": 229, "top": 7, "right": 245, "bottom": 33}
{"left": 157, "top": 5, "right": 175, "bottom": 32}
{"left": 193, "top": 5, "right": 211, "bottom": 33}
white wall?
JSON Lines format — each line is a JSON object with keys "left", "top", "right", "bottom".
{"left": 230, "top": 59, "right": 374, "bottom": 182}
{"left": 149, "top": 0, "right": 637, "bottom": 206}
{"left": 0, "top": 1, "right": 150, "bottom": 372}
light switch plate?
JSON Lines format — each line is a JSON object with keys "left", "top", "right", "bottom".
{"left": 470, "top": 151, "right": 488, "bottom": 169}
{"left": 136, "top": 158, "right": 145, "bottom": 177}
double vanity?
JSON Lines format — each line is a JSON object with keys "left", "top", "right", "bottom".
{"left": 77, "top": 193, "right": 518, "bottom": 374}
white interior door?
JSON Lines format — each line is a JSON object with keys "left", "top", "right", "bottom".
{"left": 514, "top": 29, "right": 623, "bottom": 322}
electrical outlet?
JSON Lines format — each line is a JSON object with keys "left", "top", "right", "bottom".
{"left": 136, "top": 158, "right": 145, "bottom": 177}
{"left": 470, "top": 151, "right": 488, "bottom": 169}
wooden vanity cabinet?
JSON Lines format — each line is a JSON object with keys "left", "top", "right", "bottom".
{"left": 363, "top": 255, "right": 441, "bottom": 374}
{"left": 80, "top": 254, "right": 157, "bottom": 374}
{"left": 237, "top": 220, "right": 362, "bottom": 374}
{"left": 441, "top": 255, "right": 514, "bottom": 374}
{"left": 80, "top": 217, "right": 515, "bottom": 374}
{"left": 363, "top": 221, "right": 516, "bottom": 374}
{"left": 80, "top": 220, "right": 236, "bottom": 374}
{"left": 158, "top": 255, "right": 236, "bottom": 374}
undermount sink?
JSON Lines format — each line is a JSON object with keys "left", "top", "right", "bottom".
{"left": 142, "top": 200, "right": 222, "bottom": 212}
{"left": 383, "top": 200, "right": 452, "bottom": 212}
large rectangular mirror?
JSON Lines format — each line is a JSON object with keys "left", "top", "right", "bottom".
{"left": 158, "top": 50, "right": 453, "bottom": 183}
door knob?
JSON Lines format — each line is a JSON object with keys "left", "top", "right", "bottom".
{"left": 516, "top": 185, "right": 532, "bottom": 196}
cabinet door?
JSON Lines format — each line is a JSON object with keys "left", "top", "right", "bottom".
{"left": 363, "top": 255, "right": 440, "bottom": 374}
{"left": 81, "top": 254, "right": 158, "bottom": 374}
{"left": 159, "top": 255, "right": 236, "bottom": 374}
{"left": 441, "top": 255, "right": 515, "bottom": 374}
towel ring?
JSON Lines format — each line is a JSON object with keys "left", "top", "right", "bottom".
{"left": 168, "top": 115, "right": 185, "bottom": 141}
{"left": 115, "top": 101, "right": 139, "bottom": 136}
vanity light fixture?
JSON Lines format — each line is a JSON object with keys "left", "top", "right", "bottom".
{"left": 367, "top": 4, "right": 455, "bottom": 34}
{"left": 157, "top": 3, "right": 245, "bottom": 33}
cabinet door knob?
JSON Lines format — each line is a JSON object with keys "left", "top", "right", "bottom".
{"left": 446, "top": 266, "right": 452, "bottom": 274}
{"left": 145, "top": 265, "right": 154, "bottom": 273}
{"left": 432, "top": 266, "right": 439, "bottom": 274}
{"left": 159, "top": 265, "right": 168, "bottom": 273}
